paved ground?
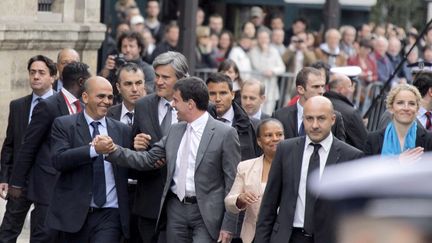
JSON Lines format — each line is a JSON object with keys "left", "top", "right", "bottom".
{"left": 0, "top": 199, "right": 30, "bottom": 242}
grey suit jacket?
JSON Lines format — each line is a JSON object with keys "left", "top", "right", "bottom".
{"left": 107, "top": 114, "right": 241, "bottom": 240}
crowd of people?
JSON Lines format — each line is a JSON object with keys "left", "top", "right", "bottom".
{"left": 1, "top": 1, "right": 432, "bottom": 243}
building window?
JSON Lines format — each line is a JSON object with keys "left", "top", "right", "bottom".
{"left": 38, "top": 0, "right": 53, "bottom": 12}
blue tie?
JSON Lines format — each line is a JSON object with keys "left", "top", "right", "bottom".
{"left": 90, "top": 121, "right": 106, "bottom": 207}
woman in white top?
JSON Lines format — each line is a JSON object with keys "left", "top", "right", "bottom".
{"left": 225, "top": 119, "right": 285, "bottom": 243}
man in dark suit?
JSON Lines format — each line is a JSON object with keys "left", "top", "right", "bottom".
{"left": 100, "top": 77, "right": 240, "bottom": 243}
{"left": 107, "top": 62, "right": 146, "bottom": 243}
{"left": 53, "top": 48, "right": 80, "bottom": 91}
{"left": 0, "top": 55, "right": 55, "bottom": 242}
{"left": 255, "top": 96, "right": 364, "bottom": 243}
{"left": 128, "top": 51, "right": 189, "bottom": 243}
{"left": 240, "top": 79, "right": 271, "bottom": 120}
{"left": 46, "top": 76, "right": 131, "bottom": 241}
{"left": 8, "top": 62, "right": 91, "bottom": 242}
{"left": 273, "top": 67, "right": 346, "bottom": 141}
{"left": 324, "top": 73, "right": 368, "bottom": 150}
{"left": 206, "top": 73, "right": 259, "bottom": 161}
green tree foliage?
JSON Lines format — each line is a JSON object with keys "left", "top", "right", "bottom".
{"left": 370, "top": 0, "right": 426, "bottom": 30}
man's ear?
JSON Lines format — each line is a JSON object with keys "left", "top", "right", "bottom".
{"left": 297, "top": 85, "right": 305, "bottom": 96}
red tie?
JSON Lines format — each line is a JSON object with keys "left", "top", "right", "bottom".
{"left": 426, "top": 111, "right": 431, "bottom": 130}
{"left": 74, "top": 100, "right": 82, "bottom": 113}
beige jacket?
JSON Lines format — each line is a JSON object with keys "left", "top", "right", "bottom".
{"left": 225, "top": 155, "right": 265, "bottom": 243}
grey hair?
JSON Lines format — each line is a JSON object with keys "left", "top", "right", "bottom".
{"left": 242, "top": 79, "right": 266, "bottom": 96}
{"left": 152, "top": 51, "right": 190, "bottom": 79}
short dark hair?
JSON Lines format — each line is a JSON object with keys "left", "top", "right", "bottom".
{"left": 413, "top": 73, "right": 432, "bottom": 97}
{"left": 27, "top": 55, "right": 57, "bottom": 77}
{"left": 295, "top": 67, "right": 322, "bottom": 88}
{"left": 174, "top": 77, "right": 209, "bottom": 111}
{"left": 293, "top": 17, "right": 308, "bottom": 29}
{"left": 115, "top": 62, "right": 144, "bottom": 84}
{"left": 164, "top": 21, "right": 179, "bottom": 34}
{"left": 311, "top": 61, "right": 331, "bottom": 83}
{"left": 256, "top": 118, "right": 284, "bottom": 138}
{"left": 117, "top": 31, "right": 145, "bottom": 56}
{"left": 205, "top": 72, "right": 233, "bottom": 91}
{"left": 62, "top": 62, "right": 91, "bottom": 89}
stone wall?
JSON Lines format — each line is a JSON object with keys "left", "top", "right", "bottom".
{"left": 0, "top": 0, "right": 106, "bottom": 227}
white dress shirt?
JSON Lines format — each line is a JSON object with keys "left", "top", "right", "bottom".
{"left": 296, "top": 101, "right": 304, "bottom": 133}
{"left": 171, "top": 112, "right": 209, "bottom": 197}
{"left": 251, "top": 109, "right": 263, "bottom": 120}
{"left": 293, "top": 134, "right": 333, "bottom": 228}
{"left": 120, "top": 102, "right": 134, "bottom": 125}
{"left": 417, "top": 106, "right": 429, "bottom": 129}
{"left": 219, "top": 106, "right": 235, "bottom": 126}
{"left": 61, "top": 88, "right": 80, "bottom": 114}
{"left": 158, "top": 97, "right": 177, "bottom": 125}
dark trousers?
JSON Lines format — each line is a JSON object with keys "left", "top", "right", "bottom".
{"left": 138, "top": 217, "right": 166, "bottom": 243}
{"left": 30, "top": 203, "right": 59, "bottom": 243}
{"left": 122, "top": 184, "right": 142, "bottom": 243}
{"left": 165, "top": 194, "right": 214, "bottom": 243}
{"left": 289, "top": 228, "right": 314, "bottom": 243}
{"left": 0, "top": 195, "right": 32, "bottom": 243}
{"left": 63, "top": 208, "right": 122, "bottom": 243}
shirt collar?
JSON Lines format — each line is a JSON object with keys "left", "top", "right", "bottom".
{"left": 305, "top": 132, "right": 333, "bottom": 153}
{"left": 189, "top": 112, "right": 209, "bottom": 132}
{"left": 121, "top": 102, "right": 134, "bottom": 118}
{"left": 296, "top": 100, "right": 304, "bottom": 121}
{"left": 32, "top": 89, "right": 54, "bottom": 102}
{"left": 220, "top": 106, "right": 235, "bottom": 124}
{"left": 251, "top": 109, "right": 262, "bottom": 120}
{"left": 83, "top": 110, "right": 107, "bottom": 128}
{"left": 418, "top": 106, "right": 427, "bottom": 118}
{"left": 61, "top": 87, "right": 78, "bottom": 104}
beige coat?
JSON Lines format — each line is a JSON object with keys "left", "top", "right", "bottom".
{"left": 225, "top": 155, "right": 265, "bottom": 243}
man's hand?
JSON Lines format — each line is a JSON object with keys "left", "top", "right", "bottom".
{"left": 0, "top": 183, "right": 8, "bottom": 200}
{"left": 217, "top": 230, "right": 232, "bottom": 243}
{"left": 93, "top": 135, "right": 116, "bottom": 154}
{"left": 134, "top": 133, "right": 152, "bottom": 151}
{"left": 100, "top": 55, "right": 116, "bottom": 78}
{"left": 7, "top": 186, "right": 23, "bottom": 199}
{"left": 155, "top": 158, "right": 166, "bottom": 168}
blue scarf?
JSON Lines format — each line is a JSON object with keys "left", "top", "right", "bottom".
{"left": 381, "top": 122, "right": 417, "bottom": 155}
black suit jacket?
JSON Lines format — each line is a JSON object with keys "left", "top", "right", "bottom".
{"left": 9, "top": 92, "right": 70, "bottom": 204}
{"left": 0, "top": 94, "right": 32, "bottom": 183}
{"left": 324, "top": 91, "right": 368, "bottom": 150}
{"left": 260, "top": 112, "right": 271, "bottom": 120}
{"left": 232, "top": 102, "right": 260, "bottom": 160}
{"left": 364, "top": 125, "right": 432, "bottom": 156}
{"left": 131, "top": 93, "right": 166, "bottom": 219}
{"left": 273, "top": 104, "right": 347, "bottom": 141}
{"left": 107, "top": 103, "right": 122, "bottom": 121}
{"left": 46, "top": 113, "right": 131, "bottom": 236}
{"left": 255, "top": 136, "right": 364, "bottom": 243}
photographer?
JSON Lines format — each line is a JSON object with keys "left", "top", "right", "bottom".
{"left": 281, "top": 32, "right": 316, "bottom": 74}
{"left": 100, "top": 31, "right": 156, "bottom": 97}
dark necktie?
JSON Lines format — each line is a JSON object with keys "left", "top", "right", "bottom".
{"left": 125, "top": 112, "right": 134, "bottom": 126}
{"left": 217, "top": 117, "right": 229, "bottom": 124}
{"left": 35, "top": 97, "right": 42, "bottom": 103}
{"left": 161, "top": 103, "right": 172, "bottom": 135}
{"left": 90, "top": 121, "right": 106, "bottom": 207}
{"left": 299, "top": 122, "right": 305, "bottom": 136}
{"left": 74, "top": 100, "right": 82, "bottom": 113}
{"left": 304, "top": 143, "right": 321, "bottom": 234}
{"left": 426, "top": 111, "right": 432, "bottom": 130}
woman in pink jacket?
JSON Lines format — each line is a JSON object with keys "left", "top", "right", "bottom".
{"left": 225, "top": 119, "right": 285, "bottom": 243}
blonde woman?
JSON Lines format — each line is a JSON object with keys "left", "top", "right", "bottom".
{"left": 364, "top": 84, "right": 432, "bottom": 156}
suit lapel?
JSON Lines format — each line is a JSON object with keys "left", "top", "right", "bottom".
{"left": 289, "top": 106, "right": 299, "bottom": 137}
{"left": 106, "top": 117, "right": 121, "bottom": 175}
{"left": 168, "top": 123, "right": 187, "bottom": 177}
{"left": 293, "top": 137, "right": 306, "bottom": 194}
{"left": 195, "top": 118, "right": 215, "bottom": 170}
{"left": 325, "top": 136, "right": 341, "bottom": 167}
{"left": 151, "top": 95, "right": 163, "bottom": 139}
{"left": 58, "top": 92, "right": 71, "bottom": 115}
{"left": 76, "top": 113, "right": 92, "bottom": 144}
